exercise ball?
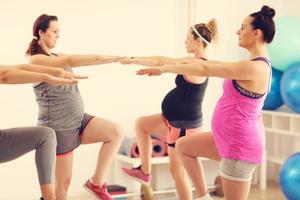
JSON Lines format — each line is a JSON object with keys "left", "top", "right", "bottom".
{"left": 280, "top": 152, "right": 300, "bottom": 200}
{"left": 268, "top": 16, "right": 300, "bottom": 71}
{"left": 281, "top": 62, "right": 300, "bottom": 113}
{"left": 263, "top": 68, "right": 284, "bottom": 110}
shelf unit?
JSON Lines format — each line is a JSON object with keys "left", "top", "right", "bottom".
{"left": 263, "top": 107, "right": 300, "bottom": 181}
{"left": 113, "top": 154, "right": 219, "bottom": 199}
{"left": 113, "top": 153, "right": 267, "bottom": 199}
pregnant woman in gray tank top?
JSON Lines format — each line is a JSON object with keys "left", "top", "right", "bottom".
{"left": 0, "top": 63, "right": 84, "bottom": 200}
{"left": 26, "top": 14, "right": 124, "bottom": 200}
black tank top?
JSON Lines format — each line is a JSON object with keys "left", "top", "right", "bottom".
{"left": 161, "top": 74, "right": 208, "bottom": 128}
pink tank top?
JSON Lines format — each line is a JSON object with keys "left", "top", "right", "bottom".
{"left": 211, "top": 57, "right": 271, "bottom": 164}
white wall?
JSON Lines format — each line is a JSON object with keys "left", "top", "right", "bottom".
{"left": 0, "top": 0, "right": 295, "bottom": 198}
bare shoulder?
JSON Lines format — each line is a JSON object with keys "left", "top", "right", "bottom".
{"left": 250, "top": 59, "right": 270, "bottom": 74}
{"left": 27, "top": 54, "right": 48, "bottom": 64}
{"left": 234, "top": 59, "right": 269, "bottom": 73}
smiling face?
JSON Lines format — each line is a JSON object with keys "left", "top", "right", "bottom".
{"left": 236, "top": 16, "right": 257, "bottom": 49}
{"left": 39, "top": 20, "right": 60, "bottom": 49}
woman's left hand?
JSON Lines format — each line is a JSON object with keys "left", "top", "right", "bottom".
{"left": 136, "top": 67, "right": 164, "bottom": 76}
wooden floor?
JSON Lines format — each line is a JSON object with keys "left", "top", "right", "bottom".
{"left": 70, "top": 181, "right": 286, "bottom": 200}
{"left": 213, "top": 181, "right": 285, "bottom": 200}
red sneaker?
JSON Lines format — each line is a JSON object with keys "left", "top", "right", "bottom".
{"left": 121, "top": 165, "right": 151, "bottom": 185}
{"left": 83, "top": 179, "right": 112, "bottom": 200}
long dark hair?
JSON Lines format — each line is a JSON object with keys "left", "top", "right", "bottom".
{"left": 26, "top": 14, "right": 58, "bottom": 56}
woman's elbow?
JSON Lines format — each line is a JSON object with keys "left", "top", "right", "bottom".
{"left": 68, "top": 55, "right": 77, "bottom": 67}
{"left": 0, "top": 69, "right": 11, "bottom": 84}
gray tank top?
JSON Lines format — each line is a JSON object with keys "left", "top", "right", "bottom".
{"left": 33, "top": 67, "right": 84, "bottom": 131}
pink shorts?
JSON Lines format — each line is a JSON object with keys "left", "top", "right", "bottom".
{"left": 162, "top": 116, "right": 201, "bottom": 147}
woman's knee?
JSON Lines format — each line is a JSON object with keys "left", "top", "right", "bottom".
{"left": 37, "top": 127, "right": 57, "bottom": 147}
{"left": 56, "top": 176, "right": 72, "bottom": 190}
{"left": 135, "top": 116, "right": 152, "bottom": 134}
{"left": 135, "top": 116, "right": 146, "bottom": 129}
{"left": 110, "top": 124, "right": 124, "bottom": 142}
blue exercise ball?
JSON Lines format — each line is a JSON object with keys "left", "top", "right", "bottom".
{"left": 263, "top": 68, "right": 284, "bottom": 110}
{"left": 280, "top": 152, "right": 300, "bottom": 200}
{"left": 268, "top": 16, "right": 300, "bottom": 71}
{"left": 281, "top": 62, "right": 300, "bottom": 113}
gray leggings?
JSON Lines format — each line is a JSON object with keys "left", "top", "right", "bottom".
{"left": 0, "top": 126, "right": 56, "bottom": 185}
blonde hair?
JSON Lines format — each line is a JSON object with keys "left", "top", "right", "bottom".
{"left": 192, "top": 18, "right": 218, "bottom": 47}
{"left": 206, "top": 18, "right": 218, "bottom": 41}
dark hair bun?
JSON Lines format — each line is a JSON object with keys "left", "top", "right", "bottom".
{"left": 261, "top": 5, "right": 276, "bottom": 18}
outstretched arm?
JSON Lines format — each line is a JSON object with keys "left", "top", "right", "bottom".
{"left": 0, "top": 66, "right": 75, "bottom": 85}
{"left": 119, "top": 56, "right": 199, "bottom": 67}
{"left": 137, "top": 60, "right": 266, "bottom": 81}
{"left": 17, "top": 64, "right": 88, "bottom": 80}
{"left": 28, "top": 54, "right": 122, "bottom": 68}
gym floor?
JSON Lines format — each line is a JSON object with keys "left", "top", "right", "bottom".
{"left": 213, "top": 181, "right": 285, "bottom": 200}
{"left": 69, "top": 181, "right": 285, "bottom": 200}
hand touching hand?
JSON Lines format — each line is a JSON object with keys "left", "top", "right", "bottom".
{"left": 119, "top": 57, "right": 132, "bottom": 65}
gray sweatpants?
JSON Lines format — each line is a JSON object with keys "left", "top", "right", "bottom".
{"left": 0, "top": 126, "right": 56, "bottom": 185}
